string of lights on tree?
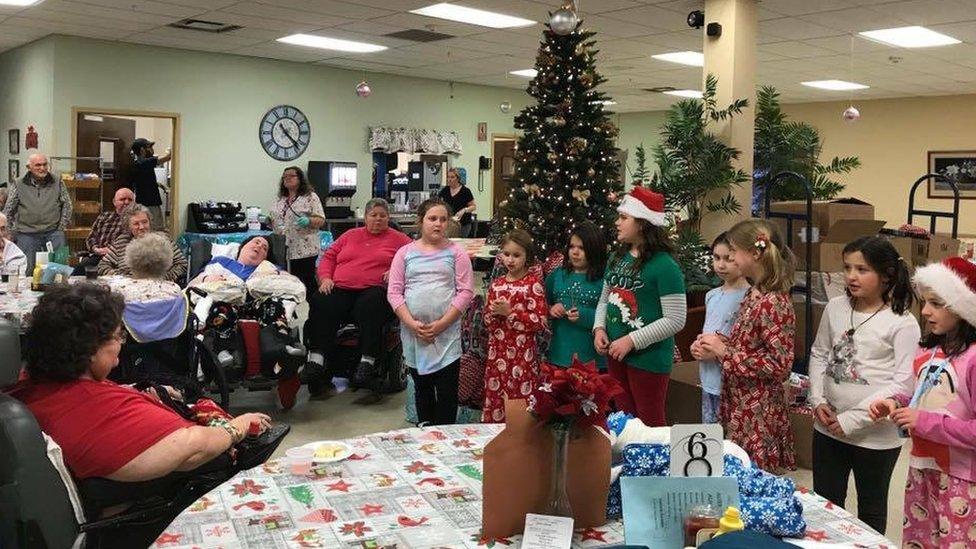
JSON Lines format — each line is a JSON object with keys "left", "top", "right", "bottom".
{"left": 493, "top": 5, "right": 623, "bottom": 256}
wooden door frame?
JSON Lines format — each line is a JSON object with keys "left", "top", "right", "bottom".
{"left": 490, "top": 133, "right": 516, "bottom": 217}
{"left": 71, "top": 107, "right": 182, "bottom": 234}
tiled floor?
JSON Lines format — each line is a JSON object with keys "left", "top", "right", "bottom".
{"left": 230, "top": 386, "right": 909, "bottom": 546}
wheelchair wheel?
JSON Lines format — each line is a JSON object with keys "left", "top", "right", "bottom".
{"left": 378, "top": 343, "right": 407, "bottom": 394}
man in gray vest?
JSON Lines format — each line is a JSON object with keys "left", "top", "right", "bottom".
{"left": 3, "top": 153, "right": 72, "bottom": 273}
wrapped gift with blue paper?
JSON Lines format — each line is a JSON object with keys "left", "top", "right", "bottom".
{"left": 605, "top": 414, "right": 806, "bottom": 539}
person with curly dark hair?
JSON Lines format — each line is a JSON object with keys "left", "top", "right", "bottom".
{"left": 9, "top": 283, "right": 271, "bottom": 482}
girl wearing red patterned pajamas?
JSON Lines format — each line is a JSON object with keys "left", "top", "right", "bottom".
{"left": 699, "top": 219, "right": 797, "bottom": 472}
{"left": 482, "top": 229, "right": 548, "bottom": 423}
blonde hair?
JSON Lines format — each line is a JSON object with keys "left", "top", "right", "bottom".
{"left": 727, "top": 219, "right": 794, "bottom": 293}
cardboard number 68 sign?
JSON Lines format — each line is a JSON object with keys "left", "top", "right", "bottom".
{"left": 669, "top": 424, "right": 724, "bottom": 477}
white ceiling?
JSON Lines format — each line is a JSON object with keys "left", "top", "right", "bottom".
{"left": 3, "top": 0, "right": 976, "bottom": 112}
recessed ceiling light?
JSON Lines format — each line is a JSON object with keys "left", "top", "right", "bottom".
{"left": 0, "top": 0, "right": 42, "bottom": 5}
{"left": 663, "top": 89, "right": 703, "bottom": 98}
{"left": 510, "top": 69, "right": 538, "bottom": 78}
{"left": 859, "top": 26, "right": 960, "bottom": 48}
{"left": 651, "top": 51, "right": 704, "bottom": 67}
{"left": 411, "top": 3, "right": 535, "bottom": 29}
{"left": 277, "top": 34, "right": 387, "bottom": 53}
{"left": 801, "top": 79, "right": 869, "bottom": 91}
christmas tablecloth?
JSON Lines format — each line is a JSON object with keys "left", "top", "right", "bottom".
{"left": 156, "top": 424, "right": 896, "bottom": 549}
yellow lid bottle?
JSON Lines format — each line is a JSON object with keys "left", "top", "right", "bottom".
{"left": 715, "top": 506, "right": 744, "bottom": 536}
{"left": 31, "top": 262, "right": 43, "bottom": 291}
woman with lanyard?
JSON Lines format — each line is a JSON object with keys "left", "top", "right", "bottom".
{"left": 271, "top": 166, "right": 325, "bottom": 295}
{"left": 871, "top": 256, "right": 976, "bottom": 547}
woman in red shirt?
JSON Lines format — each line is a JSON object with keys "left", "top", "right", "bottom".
{"left": 11, "top": 283, "right": 271, "bottom": 482}
{"left": 303, "top": 197, "right": 412, "bottom": 397}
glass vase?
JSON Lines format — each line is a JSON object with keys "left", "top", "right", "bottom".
{"left": 545, "top": 424, "right": 573, "bottom": 517}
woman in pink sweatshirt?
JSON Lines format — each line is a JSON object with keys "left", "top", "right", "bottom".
{"left": 870, "top": 257, "right": 976, "bottom": 547}
{"left": 303, "top": 198, "right": 412, "bottom": 397}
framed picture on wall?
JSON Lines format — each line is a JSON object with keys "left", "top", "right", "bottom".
{"left": 928, "top": 150, "right": 976, "bottom": 199}
{"left": 8, "top": 159, "right": 19, "bottom": 184}
{"left": 8, "top": 129, "right": 18, "bottom": 155}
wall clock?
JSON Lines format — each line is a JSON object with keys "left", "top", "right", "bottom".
{"left": 259, "top": 105, "right": 310, "bottom": 161}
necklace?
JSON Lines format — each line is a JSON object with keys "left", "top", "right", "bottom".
{"left": 847, "top": 301, "right": 886, "bottom": 336}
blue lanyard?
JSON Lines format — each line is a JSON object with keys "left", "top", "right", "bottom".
{"left": 908, "top": 349, "right": 951, "bottom": 408}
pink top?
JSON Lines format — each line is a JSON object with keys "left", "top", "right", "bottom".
{"left": 386, "top": 240, "right": 475, "bottom": 313}
{"left": 316, "top": 227, "right": 412, "bottom": 291}
{"left": 895, "top": 344, "right": 976, "bottom": 482}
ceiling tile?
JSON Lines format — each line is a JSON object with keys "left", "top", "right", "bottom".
{"left": 257, "top": 0, "right": 395, "bottom": 19}
{"left": 63, "top": 0, "right": 206, "bottom": 18}
{"left": 868, "top": 0, "right": 976, "bottom": 26}
{"left": 221, "top": 2, "right": 353, "bottom": 28}
{"left": 229, "top": 43, "right": 335, "bottom": 62}
{"left": 798, "top": 7, "right": 909, "bottom": 33}
{"left": 597, "top": 5, "right": 687, "bottom": 33}
{"left": 759, "top": 17, "right": 845, "bottom": 40}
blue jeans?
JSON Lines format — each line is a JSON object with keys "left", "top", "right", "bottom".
{"left": 702, "top": 392, "right": 721, "bottom": 424}
{"left": 16, "top": 229, "right": 65, "bottom": 274}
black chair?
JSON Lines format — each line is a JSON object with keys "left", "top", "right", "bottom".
{"left": 0, "top": 318, "right": 289, "bottom": 548}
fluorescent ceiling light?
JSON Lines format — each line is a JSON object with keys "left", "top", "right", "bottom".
{"left": 411, "top": 3, "right": 534, "bottom": 29}
{"left": 277, "top": 34, "right": 387, "bottom": 53}
{"left": 0, "top": 0, "right": 42, "bottom": 5}
{"left": 663, "top": 89, "right": 703, "bottom": 98}
{"left": 510, "top": 69, "right": 538, "bottom": 78}
{"left": 859, "top": 26, "right": 960, "bottom": 48}
{"left": 651, "top": 51, "right": 704, "bottom": 67}
{"left": 801, "top": 79, "right": 869, "bottom": 91}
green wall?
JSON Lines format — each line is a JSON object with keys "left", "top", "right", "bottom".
{"left": 0, "top": 39, "right": 54, "bottom": 181}
{"left": 613, "top": 110, "right": 668, "bottom": 189}
{"left": 8, "top": 35, "right": 533, "bottom": 228}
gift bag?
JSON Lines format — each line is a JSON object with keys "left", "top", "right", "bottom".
{"left": 482, "top": 399, "right": 610, "bottom": 539}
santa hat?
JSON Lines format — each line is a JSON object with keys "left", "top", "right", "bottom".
{"left": 914, "top": 256, "right": 976, "bottom": 327}
{"left": 617, "top": 187, "right": 666, "bottom": 226}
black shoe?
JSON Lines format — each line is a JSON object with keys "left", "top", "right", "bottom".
{"left": 299, "top": 360, "right": 328, "bottom": 384}
{"left": 352, "top": 359, "right": 378, "bottom": 387}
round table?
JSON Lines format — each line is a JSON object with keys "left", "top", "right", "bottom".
{"left": 157, "top": 424, "right": 895, "bottom": 549}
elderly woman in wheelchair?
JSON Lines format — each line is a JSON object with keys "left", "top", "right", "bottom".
{"left": 5, "top": 283, "right": 287, "bottom": 549}
{"left": 187, "top": 235, "right": 309, "bottom": 409}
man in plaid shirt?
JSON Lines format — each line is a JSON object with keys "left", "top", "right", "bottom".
{"left": 87, "top": 188, "right": 135, "bottom": 256}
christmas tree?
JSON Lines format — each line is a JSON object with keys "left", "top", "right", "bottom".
{"left": 494, "top": 15, "right": 623, "bottom": 257}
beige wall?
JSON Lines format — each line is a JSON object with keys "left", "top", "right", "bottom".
{"left": 0, "top": 39, "right": 54, "bottom": 183}
{"left": 783, "top": 95, "right": 976, "bottom": 236}
{"left": 613, "top": 110, "right": 668, "bottom": 189}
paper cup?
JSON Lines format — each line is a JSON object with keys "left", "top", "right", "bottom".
{"left": 285, "top": 446, "right": 315, "bottom": 475}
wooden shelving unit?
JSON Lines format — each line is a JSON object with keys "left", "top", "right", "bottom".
{"left": 62, "top": 174, "right": 103, "bottom": 256}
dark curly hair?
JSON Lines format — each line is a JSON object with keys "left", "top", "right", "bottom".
{"left": 25, "top": 283, "right": 124, "bottom": 381}
{"left": 277, "top": 166, "right": 312, "bottom": 198}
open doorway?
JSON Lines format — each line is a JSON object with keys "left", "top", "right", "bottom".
{"left": 72, "top": 109, "right": 179, "bottom": 237}
{"left": 491, "top": 134, "right": 516, "bottom": 215}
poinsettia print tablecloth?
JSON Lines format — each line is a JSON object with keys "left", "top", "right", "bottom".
{"left": 156, "top": 425, "right": 894, "bottom": 549}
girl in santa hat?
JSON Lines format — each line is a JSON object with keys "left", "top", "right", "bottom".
{"left": 482, "top": 228, "right": 549, "bottom": 423}
{"left": 870, "top": 256, "right": 976, "bottom": 547}
{"left": 699, "top": 218, "right": 797, "bottom": 472}
{"left": 593, "top": 187, "right": 686, "bottom": 427}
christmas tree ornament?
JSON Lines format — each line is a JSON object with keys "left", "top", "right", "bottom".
{"left": 355, "top": 80, "right": 372, "bottom": 97}
{"left": 549, "top": 2, "right": 579, "bottom": 36}
{"left": 552, "top": 116, "right": 566, "bottom": 127}
{"left": 500, "top": 101, "right": 512, "bottom": 113}
{"left": 842, "top": 105, "right": 860, "bottom": 122}
{"left": 607, "top": 191, "right": 617, "bottom": 202}
{"left": 580, "top": 73, "right": 594, "bottom": 88}
{"left": 587, "top": 167, "right": 596, "bottom": 177}
{"left": 572, "top": 188, "right": 591, "bottom": 205}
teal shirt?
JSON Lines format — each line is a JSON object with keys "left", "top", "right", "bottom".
{"left": 604, "top": 252, "right": 685, "bottom": 373}
{"left": 545, "top": 269, "right": 606, "bottom": 370}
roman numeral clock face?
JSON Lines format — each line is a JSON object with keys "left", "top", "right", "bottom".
{"left": 259, "top": 105, "right": 310, "bottom": 161}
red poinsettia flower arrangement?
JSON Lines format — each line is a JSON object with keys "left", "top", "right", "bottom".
{"left": 527, "top": 356, "right": 623, "bottom": 430}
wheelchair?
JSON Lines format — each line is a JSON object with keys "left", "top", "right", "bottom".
{"left": 0, "top": 318, "right": 289, "bottom": 549}
{"left": 186, "top": 235, "right": 306, "bottom": 409}
{"left": 322, "top": 317, "right": 407, "bottom": 395}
